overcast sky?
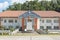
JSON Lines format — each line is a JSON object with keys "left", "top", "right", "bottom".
{"left": 0, "top": 0, "right": 51, "bottom": 12}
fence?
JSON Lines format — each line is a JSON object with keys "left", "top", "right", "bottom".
{"left": 0, "top": 30, "right": 11, "bottom": 35}
{"left": 48, "top": 30, "right": 60, "bottom": 33}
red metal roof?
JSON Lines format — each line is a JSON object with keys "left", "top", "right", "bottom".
{"left": 0, "top": 11, "right": 60, "bottom": 18}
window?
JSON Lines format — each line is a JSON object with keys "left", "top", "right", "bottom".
{"left": 9, "top": 20, "right": 13, "bottom": 23}
{"left": 54, "top": 26, "right": 59, "bottom": 29}
{"left": 40, "top": 19, "right": 44, "bottom": 23}
{"left": 46, "top": 26, "right": 51, "bottom": 29}
{"left": 16, "top": 26, "right": 19, "bottom": 29}
{"left": 46, "top": 20, "right": 51, "bottom": 23}
{"left": 0, "top": 18, "right": 3, "bottom": 21}
{"left": 54, "top": 20, "right": 59, "bottom": 23}
{"left": 42, "top": 20, "right": 44, "bottom": 23}
{"left": 40, "top": 26, "right": 44, "bottom": 29}
{"left": 4, "top": 20, "right": 6, "bottom": 23}
{"left": 9, "top": 26, "right": 13, "bottom": 30}
{"left": 15, "top": 20, "right": 17, "bottom": 23}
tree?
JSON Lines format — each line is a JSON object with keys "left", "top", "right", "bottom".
{"left": 7, "top": 2, "right": 22, "bottom": 10}
{"left": 4, "top": 0, "right": 60, "bottom": 12}
{"left": 55, "top": 0, "right": 60, "bottom": 12}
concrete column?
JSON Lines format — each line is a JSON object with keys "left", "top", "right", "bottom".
{"left": 59, "top": 18, "right": 60, "bottom": 29}
{"left": 52, "top": 26, "right": 54, "bottom": 29}
{"left": 37, "top": 18, "right": 40, "bottom": 29}
{"left": 28, "top": 16, "right": 30, "bottom": 21}
{"left": 22, "top": 18, "right": 25, "bottom": 31}
{"left": 34, "top": 18, "right": 37, "bottom": 30}
{"left": 44, "top": 26, "right": 46, "bottom": 29}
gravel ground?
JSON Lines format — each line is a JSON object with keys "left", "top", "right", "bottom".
{"left": 0, "top": 36, "right": 60, "bottom": 40}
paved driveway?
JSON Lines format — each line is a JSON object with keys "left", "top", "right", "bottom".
{"left": 0, "top": 36, "right": 60, "bottom": 40}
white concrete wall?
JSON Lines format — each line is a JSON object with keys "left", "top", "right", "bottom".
{"left": 1, "top": 17, "right": 60, "bottom": 30}
{"left": 39, "top": 18, "right": 59, "bottom": 29}
{"left": 1, "top": 18, "right": 21, "bottom": 28}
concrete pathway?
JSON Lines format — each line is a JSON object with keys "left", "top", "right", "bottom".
{"left": 0, "top": 36, "right": 60, "bottom": 40}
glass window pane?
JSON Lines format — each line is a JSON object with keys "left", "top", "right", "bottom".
{"left": 46, "top": 20, "right": 51, "bottom": 23}
{"left": 9, "top": 20, "right": 13, "bottom": 23}
{"left": 54, "top": 26, "right": 59, "bottom": 29}
{"left": 15, "top": 20, "right": 17, "bottom": 23}
{"left": 40, "top": 26, "right": 44, "bottom": 29}
{"left": 54, "top": 20, "right": 59, "bottom": 23}
{"left": 4, "top": 20, "right": 6, "bottom": 23}
{"left": 46, "top": 26, "right": 51, "bottom": 29}
{"left": 40, "top": 19, "right": 44, "bottom": 23}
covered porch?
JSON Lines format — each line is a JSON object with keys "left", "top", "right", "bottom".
{"left": 19, "top": 11, "right": 40, "bottom": 31}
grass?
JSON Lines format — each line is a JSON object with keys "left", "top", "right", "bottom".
{"left": 0, "top": 33, "right": 9, "bottom": 35}
{"left": 9, "top": 33, "right": 60, "bottom": 36}
{"left": 0, "top": 33, "right": 60, "bottom": 36}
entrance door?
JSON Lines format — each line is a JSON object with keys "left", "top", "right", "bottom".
{"left": 26, "top": 21, "right": 33, "bottom": 30}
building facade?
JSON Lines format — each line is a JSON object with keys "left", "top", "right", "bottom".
{"left": 0, "top": 11, "right": 60, "bottom": 31}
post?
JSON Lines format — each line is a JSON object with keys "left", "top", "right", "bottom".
{"left": 34, "top": 18, "right": 37, "bottom": 30}
{"left": 22, "top": 18, "right": 25, "bottom": 31}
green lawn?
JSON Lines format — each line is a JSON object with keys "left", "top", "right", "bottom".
{"left": 0, "top": 33, "right": 60, "bottom": 36}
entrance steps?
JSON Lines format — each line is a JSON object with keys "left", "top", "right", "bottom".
{"left": 36, "top": 29, "right": 47, "bottom": 34}
{"left": 11, "top": 29, "right": 19, "bottom": 35}
{"left": 23, "top": 30, "right": 34, "bottom": 33}
{"left": 11, "top": 29, "right": 39, "bottom": 35}
{"left": 15, "top": 31, "right": 39, "bottom": 36}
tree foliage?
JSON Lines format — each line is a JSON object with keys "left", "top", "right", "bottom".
{"left": 5, "top": 0, "right": 60, "bottom": 12}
